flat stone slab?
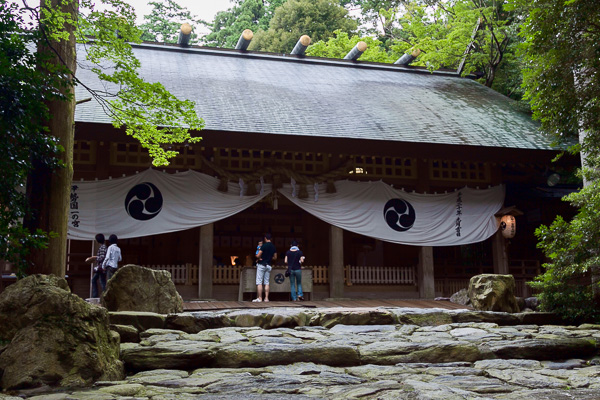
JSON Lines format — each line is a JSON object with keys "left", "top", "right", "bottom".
{"left": 108, "top": 307, "right": 568, "bottom": 333}
{"left": 115, "top": 319, "right": 600, "bottom": 371}
{"left": 13, "top": 358, "right": 600, "bottom": 399}
{"left": 8, "top": 307, "right": 600, "bottom": 399}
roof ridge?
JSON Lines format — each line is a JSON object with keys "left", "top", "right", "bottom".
{"left": 130, "top": 41, "right": 473, "bottom": 79}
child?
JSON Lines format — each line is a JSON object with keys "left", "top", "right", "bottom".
{"left": 255, "top": 241, "right": 263, "bottom": 257}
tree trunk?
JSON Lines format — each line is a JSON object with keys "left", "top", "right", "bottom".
{"left": 592, "top": 264, "right": 600, "bottom": 309}
{"left": 24, "top": 0, "right": 78, "bottom": 276}
{"left": 485, "top": 65, "right": 496, "bottom": 87}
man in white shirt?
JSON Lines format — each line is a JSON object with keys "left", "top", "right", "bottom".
{"left": 102, "top": 234, "right": 122, "bottom": 280}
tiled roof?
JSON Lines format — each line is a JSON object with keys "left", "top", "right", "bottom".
{"left": 74, "top": 43, "right": 554, "bottom": 150}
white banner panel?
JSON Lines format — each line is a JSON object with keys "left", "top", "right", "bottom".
{"left": 277, "top": 181, "right": 504, "bottom": 246}
{"left": 68, "top": 169, "right": 270, "bottom": 240}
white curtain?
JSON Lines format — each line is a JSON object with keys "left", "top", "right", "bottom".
{"left": 68, "top": 169, "right": 270, "bottom": 239}
{"left": 277, "top": 181, "right": 504, "bottom": 246}
{"left": 68, "top": 169, "right": 504, "bottom": 246}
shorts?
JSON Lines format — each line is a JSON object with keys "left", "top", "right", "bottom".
{"left": 256, "top": 263, "right": 272, "bottom": 285}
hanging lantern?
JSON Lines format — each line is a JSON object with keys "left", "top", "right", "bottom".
{"left": 500, "top": 215, "right": 516, "bottom": 238}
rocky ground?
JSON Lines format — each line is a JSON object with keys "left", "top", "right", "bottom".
{"left": 2, "top": 306, "right": 600, "bottom": 399}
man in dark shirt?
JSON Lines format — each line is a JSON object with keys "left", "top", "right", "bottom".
{"left": 253, "top": 233, "right": 277, "bottom": 302}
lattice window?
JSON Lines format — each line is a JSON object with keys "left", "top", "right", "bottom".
{"left": 111, "top": 143, "right": 200, "bottom": 168}
{"left": 430, "top": 160, "right": 490, "bottom": 182}
{"left": 111, "top": 143, "right": 151, "bottom": 166}
{"left": 168, "top": 146, "right": 201, "bottom": 169}
{"left": 347, "top": 156, "right": 416, "bottom": 179}
{"left": 73, "top": 140, "right": 96, "bottom": 165}
{"left": 214, "top": 148, "right": 327, "bottom": 174}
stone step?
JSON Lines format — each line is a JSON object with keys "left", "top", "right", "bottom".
{"left": 109, "top": 307, "right": 564, "bottom": 335}
{"left": 119, "top": 321, "right": 600, "bottom": 372}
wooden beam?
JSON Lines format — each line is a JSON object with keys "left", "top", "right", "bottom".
{"left": 291, "top": 35, "right": 311, "bottom": 56}
{"left": 418, "top": 246, "right": 435, "bottom": 299}
{"left": 329, "top": 225, "right": 345, "bottom": 298}
{"left": 178, "top": 23, "right": 192, "bottom": 47}
{"left": 394, "top": 49, "right": 421, "bottom": 66}
{"left": 198, "top": 224, "right": 214, "bottom": 299}
{"left": 235, "top": 29, "right": 253, "bottom": 51}
{"left": 343, "top": 41, "right": 367, "bottom": 61}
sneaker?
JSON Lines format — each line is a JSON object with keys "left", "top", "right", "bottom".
{"left": 252, "top": 298, "right": 262, "bottom": 302}
{"left": 298, "top": 296, "right": 304, "bottom": 301}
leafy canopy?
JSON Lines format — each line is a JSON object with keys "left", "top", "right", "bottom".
{"left": 203, "top": 0, "right": 287, "bottom": 48}
{"left": 309, "top": 0, "right": 524, "bottom": 98}
{"left": 306, "top": 30, "right": 399, "bottom": 63}
{"left": 517, "top": 0, "right": 600, "bottom": 322}
{"left": 0, "top": 1, "right": 62, "bottom": 274}
{"left": 2, "top": 0, "right": 204, "bottom": 274}
{"left": 395, "top": 0, "right": 518, "bottom": 89}
{"left": 138, "top": 0, "right": 201, "bottom": 44}
{"left": 249, "top": 0, "right": 358, "bottom": 53}
{"left": 75, "top": 0, "right": 204, "bottom": 166}
{"left": 341, "top": 0, "right": 407, "bottom": 42}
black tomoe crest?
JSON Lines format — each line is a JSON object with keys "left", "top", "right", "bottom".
{"left": 384, "top": 198, "right": 416, "bottom": 232}
{"left": 125, "top": 182, "right": 163, "bottom": 221}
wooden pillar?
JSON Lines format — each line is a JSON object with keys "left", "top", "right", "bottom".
{"left": 418, "top": 246, "right": 435, "bottom": 299}
{"left": 89, "top": 239, "right": 98, "bottom": 298}
{"left": 198, "top": 224, "right": 213, "bottom": 299}
{"left": 329, "top": 225, "right": 344, "bottom": 299}
{"left": 492, "top": 229, "right": 509, "bottom": 274}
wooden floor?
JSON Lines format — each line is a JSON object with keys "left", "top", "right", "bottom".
{"left": 183, "top": 299, "right": 471, "bottom": 311}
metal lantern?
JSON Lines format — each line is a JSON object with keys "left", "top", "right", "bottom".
{"left": 500, "top": 215, "right": 516, "bottom": 238}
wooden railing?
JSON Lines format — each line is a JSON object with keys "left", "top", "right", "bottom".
{"left": 345, "top": 265, "right": 415, "bottom": 285}
{"left": 213, "top": 265, "right": 242, "bottom": 284}
{"left": 309, "top": 265, "right": 415, "bottom": 285}
{"left": 311, "top": 265, "right": 329, "bottom": 284}
{"left": 144, "top": 260, "right": 538, "bottom": 297}
{"left": 145, "top": 263, "right": 197, "bottom": 285}
{"left": 218, "top": 265, "right": 416, "bottom": 285}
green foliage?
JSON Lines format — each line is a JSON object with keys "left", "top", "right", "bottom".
{"left": 397, "top": 0, "right": 517, "bottom": 88}
{"left": 138, "top": 0, "right": 201, "bottom": 44}
{"left": 518, "top": 0, "right": 600, "bottom": 321}
{"left": 248, "top": 0, "right": 358, "bottom": 53}
{"left": 306, "top": 30, "right": 399, "bottom": 63}
{"left": 515, "top": 0, "right": 600, "bottom": 150}
{"left": 77, "top": 0, "right": 204, "bottom": 166}
{"left": 532, "top": 166, "right": 600, "bottom": 323}
{"left": 529, "top": 274, "right": 598, "bottom": 323}
{"left": 533, "top": 182, "right": 600, "bottom": 323}
{"left": 342, "top": 0, "right": 406, "bottom": 42}
{"left": 0, "top": 2, "right": 63, "bottom": 276}
{"left": 2, "top": 0, "right": 204, "bottom": 275}
{"left": 202, "top": 0, "right": 286, "bottom": 48}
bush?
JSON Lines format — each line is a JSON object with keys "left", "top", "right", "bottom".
{"left": 533, "top": 175, "right": 600, "bottom": 324}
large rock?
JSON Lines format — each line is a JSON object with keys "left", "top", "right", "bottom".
{"left": 102, "top": 265, "right": 183, "bottom": 314}
{"left": 450, "top": 288, "right": 471, "bottom": 306}
{"left": 525, "top": 297, "right": 540, "bottom": 310}
{"left": 0, "top": 274, "right": 123, "bottom": 390}
{"left": 468, "top": 274, "right": 519, "bottom": 313}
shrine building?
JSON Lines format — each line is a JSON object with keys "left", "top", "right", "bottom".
{"left": 64, "top": 35, "right": 578, "bottom": 301}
